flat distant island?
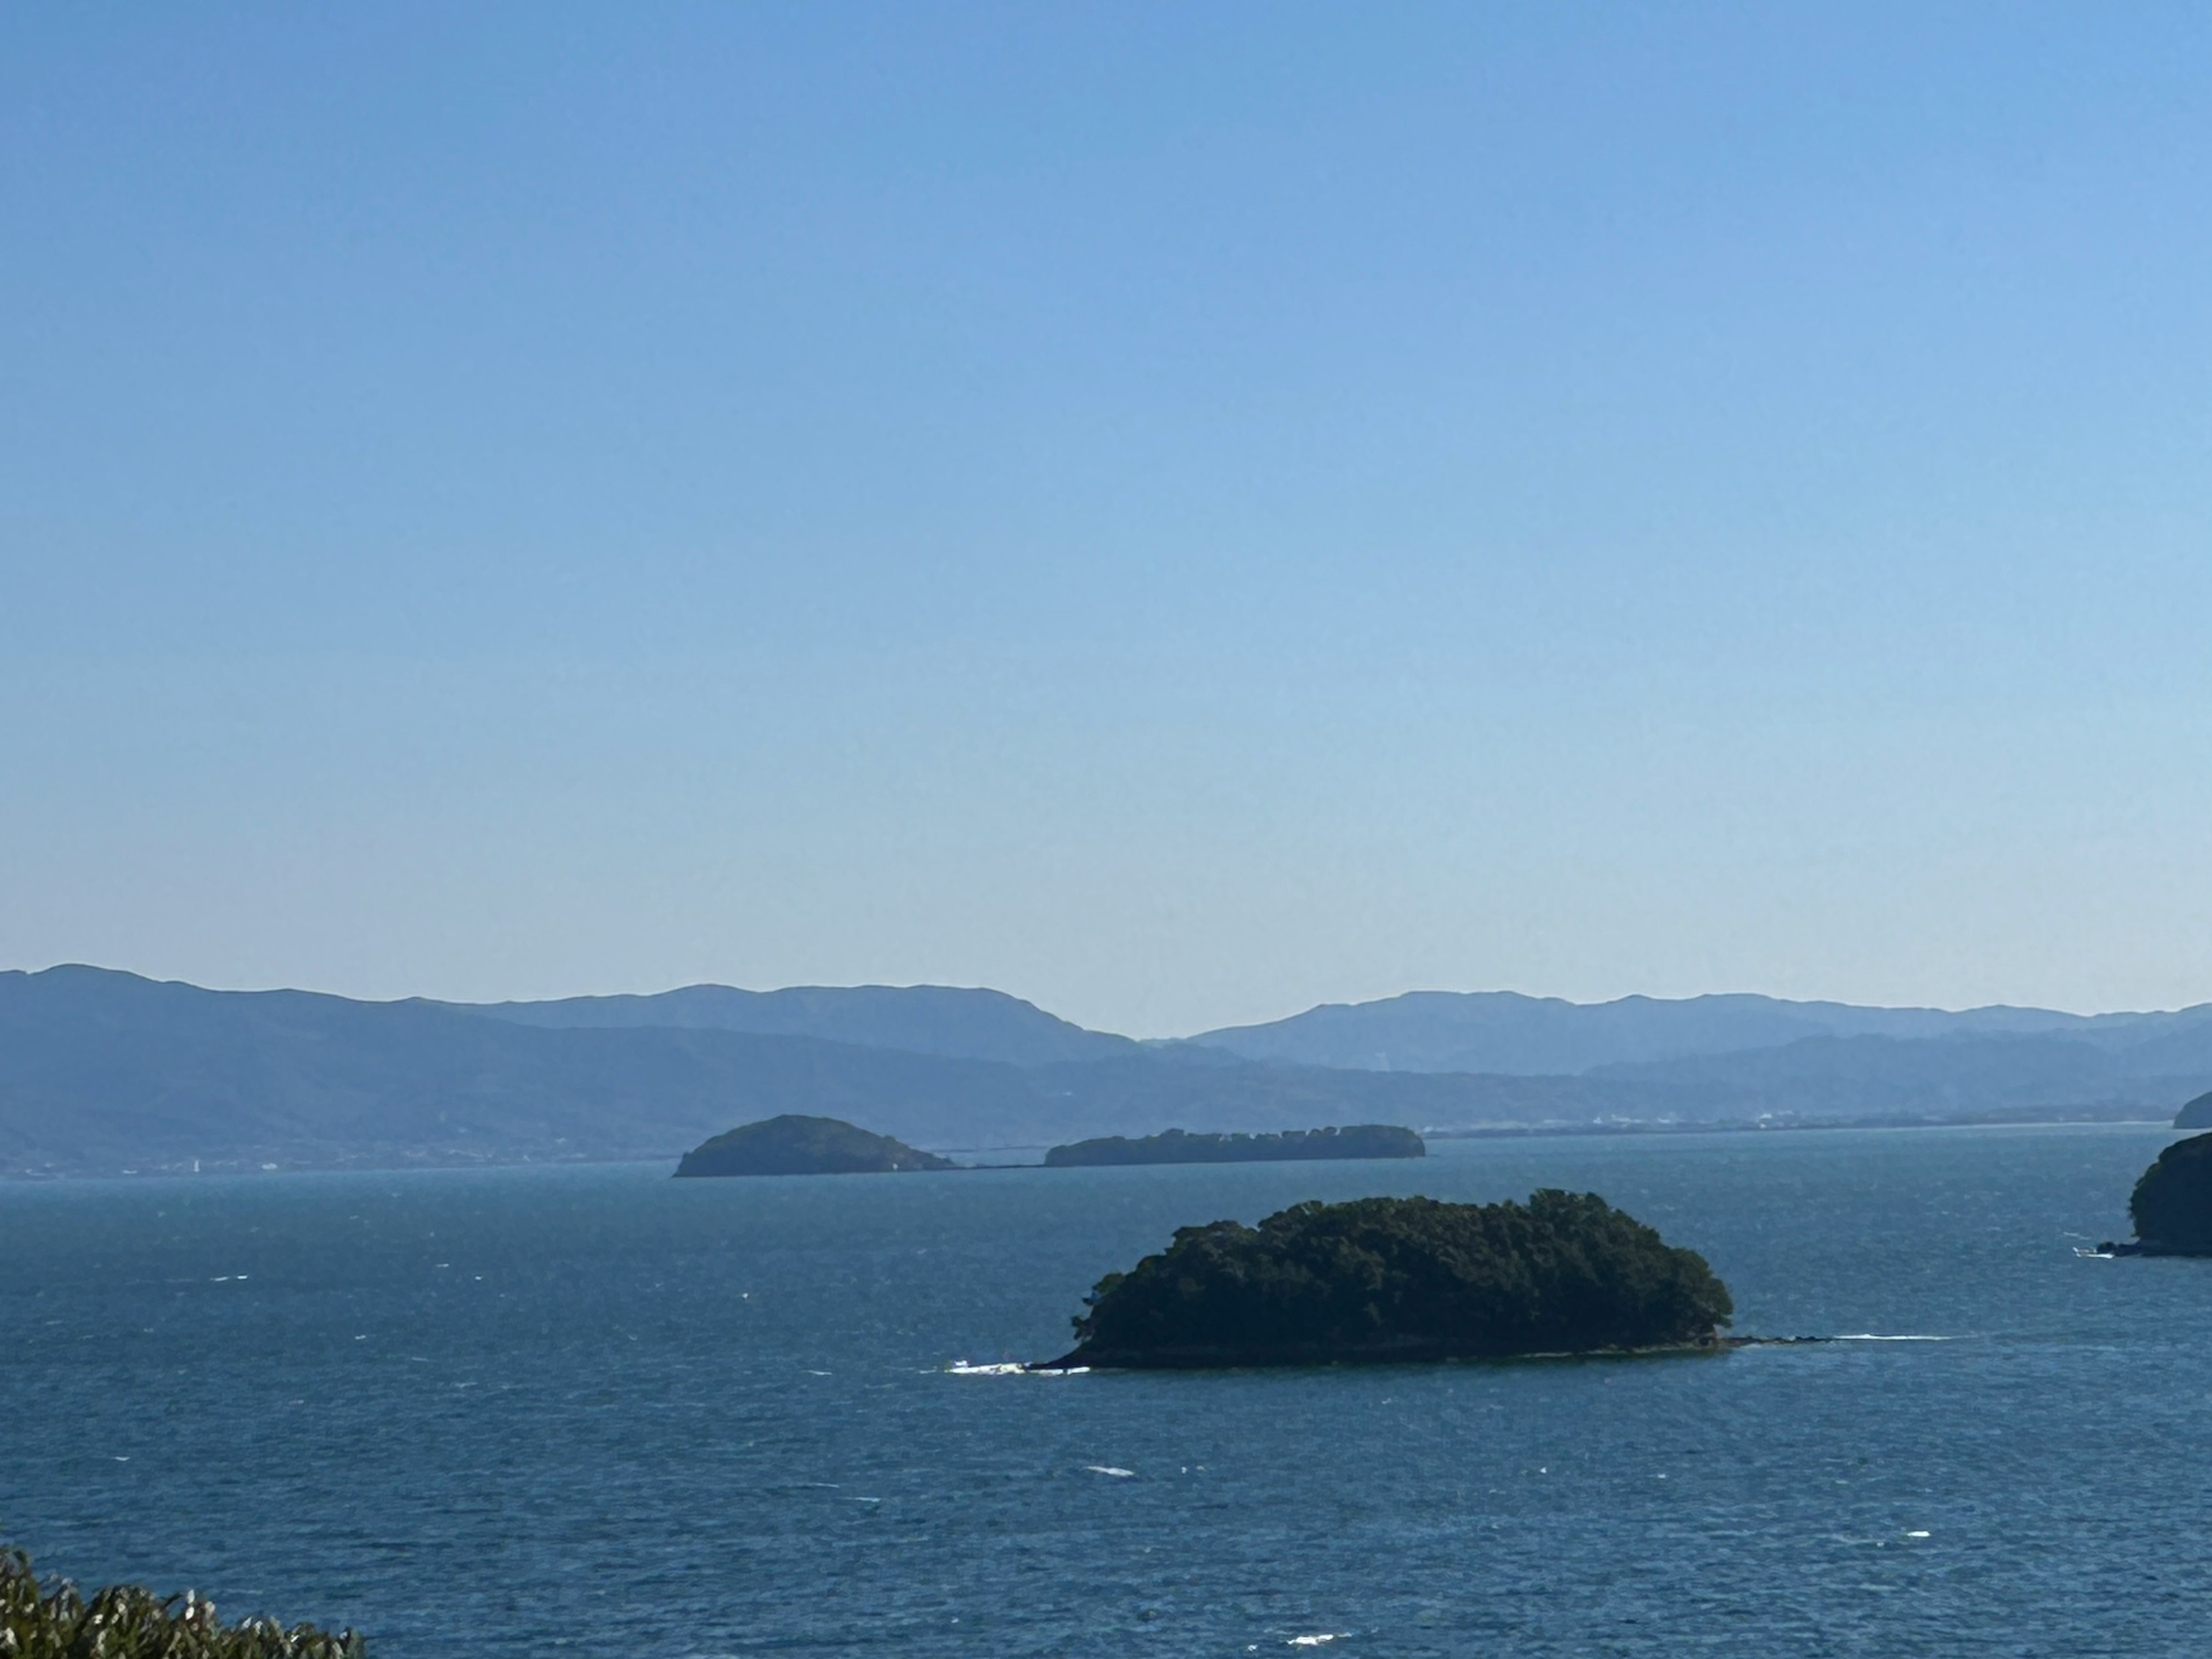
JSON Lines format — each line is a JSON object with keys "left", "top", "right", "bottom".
{"left": 1044, "top": 1124, "right": 1424, "bottom": 1167}
{"left": 2104, "top": 1131, "right": 2212, "bottom": 1254}
{"left": 675, "top": 1114, "right": 955, "bottom": 1177}
{"left": 1037, "top": 1190, "right": 1732, "bottom": 1369}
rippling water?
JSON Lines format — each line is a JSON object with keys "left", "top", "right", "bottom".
{"left": 2, "top": 1124, "right": 2203, "bottom": 1656}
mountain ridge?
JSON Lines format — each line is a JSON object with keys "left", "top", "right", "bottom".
{"left": 2, "top": 966, "right": 2202, "bottom": 1179}
{"left": 1184, "top": 988, "right": 2212, "bottom": 1075}
{"left": 436, "top": 980, "right": 1134, "bottom": 1066}
{"left": 0, "top": 967, "right": 1681, "bottom": 1176}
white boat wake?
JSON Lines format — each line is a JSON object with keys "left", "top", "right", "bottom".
{"left": 945, "top": 1359, "right": 1089, "bottom": 1376}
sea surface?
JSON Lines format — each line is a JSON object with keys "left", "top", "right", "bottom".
{"left": 3, "top": 1123, "right": 2207, "bottom": 1656}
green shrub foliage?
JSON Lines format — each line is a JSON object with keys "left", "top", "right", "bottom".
{"left": 2130, "top": 1132, "right": 2212, "bottom": 1252}
{"left": 0, "top": 1540, "right": 362, "bottom": 1658}
{"left": 1069, "top": 1191, "right": 1733, "bottom": 1365}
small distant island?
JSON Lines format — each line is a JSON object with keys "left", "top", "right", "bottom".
{"left": 2103, "top": 1131, "right": 2212, "bottom": 1255}
{"left": 1037, "top": 1190, "right": 1732, "bottom": 1369}
{"left": 2172, "top": 1089, "right": 2212, "bottom": 1129}
{"left": 1044, "top": 1124, "right": 1424, "bottom": 1167}
{"left": 675, "top": 1114, "right": 955, "bottom": 1177}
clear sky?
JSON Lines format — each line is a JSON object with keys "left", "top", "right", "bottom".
{"left": 4, "top": 4, "right": 2209, "bottom": 1035}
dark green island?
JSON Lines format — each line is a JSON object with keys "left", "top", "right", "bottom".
{"left": 1044, "top": 1124, "right": 1424, "bottom": 1167}
{"left": 2101, "top": 1130, "right": 2212, "bottom": 1255}
{"left": 2, "top": 1537, "right": 361, "bottom": 1657}
{"left": 674, "top": 1113, "right": 955, "bottom": 1177}
{"left": 1037, "top": 1190, "right": 1733, "bottom": 1369}
{"left": 2169, "top": 1089, "right": 2212, "bottom": 1128}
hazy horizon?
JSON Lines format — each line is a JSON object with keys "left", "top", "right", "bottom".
{"left": 15, "top": 958, "right": 2212, "bottom": 1043}
{"left": 8, "top": 6, "right": 2211, "bottom": 1037}
{"left": 11, "top": 16, "right": 2212, "bottom": 1652}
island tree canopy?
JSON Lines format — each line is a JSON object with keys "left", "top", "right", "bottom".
{"left": 1056, "top": 1191, "right": 1732, "bottom": 1368}
{"left": 674, "top": 1113, "right": 953, "bottom": 1176}
{"left": 2129, "top": 1131, "right": 2212, "bottom": 1253}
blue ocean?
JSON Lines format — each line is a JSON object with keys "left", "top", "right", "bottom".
{"left": 3, "top": 1124, "right": 2203, "bottom": 1656}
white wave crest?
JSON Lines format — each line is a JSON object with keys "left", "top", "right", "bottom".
{"left": 944, "top": 1359, "right": 1089, "bottom": 1376}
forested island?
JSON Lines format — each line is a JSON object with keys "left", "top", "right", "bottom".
{"left": 674, "top": 1114, "right": 954, "bottom": 1177}
{"left": 2172, "top": 1090, "right": 2212, "bottom": 1128}
{"left": 1044, "top": 1124, "right": 1423, "bottom": 1166}
{"left": 2105, "top": 1131, "right": 2212, "bottom": 1254}
{"left": 1, "top": 1538, "right": 361, "bottom": 1657}
{"left": 1038, "top": 1190, "right": 1732, "bottom": 1369}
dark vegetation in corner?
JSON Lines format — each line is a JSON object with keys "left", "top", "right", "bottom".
{"left": 1044, "top": 1125, "right": 1423, "bottom": 1166}
{"left": 0, "top": 1538, "right": 361, "bottom": 1657}
{"left": 674, "top": 1115, "right": 953, "bottom": 1177}
{"left": 1043, "top": 1191, "right": 1732, "bottom": 1369}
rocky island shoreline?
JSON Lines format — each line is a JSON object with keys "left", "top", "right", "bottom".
{"left": 2095, "top": 1128, "right": 2212, "bottom": 1256}
{"left": 1036, "top": 1190, "right": 1733, "bottom": 1370}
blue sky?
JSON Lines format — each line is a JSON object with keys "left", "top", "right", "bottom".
{"left": 4, "top": 4, "right": 2209, "bottom": 1034}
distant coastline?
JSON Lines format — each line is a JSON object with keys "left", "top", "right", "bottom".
{"left": 1423, "top": 1104, "right": 2172, "bottom": 1141}
{"left": 0, "top": 1108, "right": 2176, "bottom": 1183}
{"left": 1, "top": 966, "right": 2196, "bottom": 1179}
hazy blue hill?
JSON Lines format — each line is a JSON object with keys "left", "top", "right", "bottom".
{"left": 5, "top": 968, "right": 2198, "bottom": 1179}
{"left": 1021, "top": 1052, "right": 1660, "bottom": 1132}
{"left": 1185, "top": 988, "right": 2206, "bottom": 1076}
{"left": 0, "top": 965, "right": 1037, "bottom": 1173}
{"left": 448, "top": 982, "right": 1137, "bottom": 1066}
{"left": 1590, "top": 1032, "right": 2211, "bottom": 1118}
{"left": 0, "top": 966, "right": 1628, "bottom": 1176}
{"left": 2070, "top": 1006, "right": 2212, "bottom": 1073}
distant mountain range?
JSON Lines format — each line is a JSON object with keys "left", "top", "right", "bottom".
{"left": 0, "top": 967, "right": 1644, "bottom": 1176}
{"left": 1184, "top": 988, "right": 2212, "bottom": 1075}
{"left": 441, "top": 982, "right": 1135, "bottom": 1065}
{"left": 1, "top": 968, "right": 2204, "bottom": 1177}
